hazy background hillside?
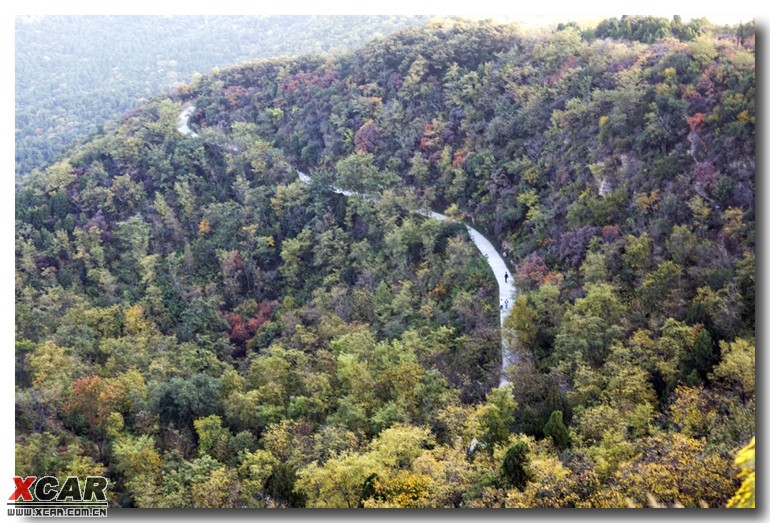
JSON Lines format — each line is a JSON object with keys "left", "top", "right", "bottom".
{"left": 15, "top": 15, "right": 430, "bottom": 176}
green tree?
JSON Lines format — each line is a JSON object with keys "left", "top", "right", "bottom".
{"left": 543, "top": 411, "right": 570, "bottom": 450}
{"left": 153, "top": 374, "right": 222, "bottom": 432}
{"left": 477, "top": 386, "right": 517, "bottom": 449}
{"left": 112, "top": 435, "right": 162, "bottom": 502}
{"left": 711, "top": 338, "right": 754, "bottom": 400}
{"left": 238, "top": 450, "right": 278, "bottom": 507}
{"left": 335, "top": 151, "right": 398, "bottom": 193}
{"left": 194, "top": 415, "right": 231, "bottom": 462}
{"left": 501, "top": 441, "right": 532, "bottom": 491}
{"left": 555, "top": 284, "right": 625, "bottom": 367}
{"left": 296, "top": 452, "right": 380, "bottom": 508}
{"left": 191, "top": 466, "right": 237, "bottom": 508}
{"left": 510, "top": 295, "right": 537, "bottom": 351}
{"left": 681, "top": 327, "right": 718, "bottom": 384}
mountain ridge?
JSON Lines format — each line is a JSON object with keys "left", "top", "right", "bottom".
{"left": 15, "top": 17, "right": 755, "bottom": 508}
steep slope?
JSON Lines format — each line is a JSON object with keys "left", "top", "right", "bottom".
{"left": 180, "top": 104, "right": 517, "bottom": 384}
{"left": 15, "top": 18, "right": 754, "bottom": 508}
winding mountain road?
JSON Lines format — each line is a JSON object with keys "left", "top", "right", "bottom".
{"left": 181, "top": 106, "right": 518, "bottom": 386}
{"left": 408, "top": 205, "right": 518, "bottom": 384}
{"left": 177, "top": 104, "right": 199, "bottom": 138}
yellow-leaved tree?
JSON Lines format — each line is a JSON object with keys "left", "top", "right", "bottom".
{"left": 727, "top": 437, "right": 755, "bottom": 508}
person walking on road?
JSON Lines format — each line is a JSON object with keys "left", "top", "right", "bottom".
{"left": 505, "top": 299, "right": 509, "bottom": 310}
{"left": 504, "top": 271, "right": 509, "bottom": 283}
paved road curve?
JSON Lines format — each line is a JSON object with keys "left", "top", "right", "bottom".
{"left": 177, "top": 104, "right": 199, "bottom": 138}
{"left": 298, "top": 171, "right": 518, "bottom": 385}
{"left": 182, "top": 107, "right": 518, "bottom": 386}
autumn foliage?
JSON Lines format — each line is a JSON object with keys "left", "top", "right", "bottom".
{"left": 15, "top": 17, "right": 754, "bottom": 509}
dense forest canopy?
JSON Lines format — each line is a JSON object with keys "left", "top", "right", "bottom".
{"left": 15, "top": 15, "right": 430, "bottom": 176}
{"left": 15, "top": 16, "right": 755, "bottom": 508}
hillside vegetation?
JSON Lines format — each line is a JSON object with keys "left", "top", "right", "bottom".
{"left": 15, "top": 17, "right": 755, "bottom": 508}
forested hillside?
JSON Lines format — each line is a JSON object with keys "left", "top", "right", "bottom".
{"left": 15, "top": 15, "right": 429, "bottom": 176}
{"left": 15, "top": 17, "right": 755, "bottom": 508}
